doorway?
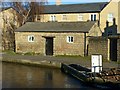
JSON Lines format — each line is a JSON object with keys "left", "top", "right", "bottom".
{"left": 110, "top": 38, "right": 117, "bottom": 61}
{"left": 45, "top": 37, "right": 53, "bottom": 55}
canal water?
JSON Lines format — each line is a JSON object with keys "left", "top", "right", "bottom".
{"left": 2, "top": 62, "right": 96, "bottom": 89}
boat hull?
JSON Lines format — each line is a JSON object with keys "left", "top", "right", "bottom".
{"left": 61, "top": 63, "right": 120, "bottom": 88}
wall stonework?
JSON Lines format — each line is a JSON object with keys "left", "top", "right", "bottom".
{"left": 15, "top": 32, "right": 85, "bottom": 56}
{"left": 88, "top": 37, "right": 108, "bottom": 60}
{"left": 40, "top": 13, "right": 99, "bottom": 22}
{"left": 117, "top": 39, "right": 120, "bottom": 62}
{"left": 88, "top": 36, "right": 120, "bottom": 61}
{"left": 118, "top": 1, "right": 120, "bottom": 33}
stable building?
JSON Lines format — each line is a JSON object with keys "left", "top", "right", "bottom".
{"left": 15, "top": 21, "right": 101, "bottom": 56}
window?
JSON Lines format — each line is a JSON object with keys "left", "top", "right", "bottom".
{"left": 78, "top": 14, "right": 83, "bottom": 21}
{"left": 67, "top": 36, "right": 74, "bottom": 43}
{"left": 50, "top": 15, "right": 56, "bottom": 21}
{"left": 90, "top": 14, "right": 97, "bottom": 21}
{"left": 108, "top": 13, "right": 114, "bottom": 22}
{"left": 28, "top": 35, "right": 34, "bottom": 42}
{"left": 62, "top": 15, "right": 67, "bottom": 20}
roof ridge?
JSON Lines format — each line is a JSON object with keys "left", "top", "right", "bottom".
{"left": 45, "top": 2, "right": 108, "bottom": 6}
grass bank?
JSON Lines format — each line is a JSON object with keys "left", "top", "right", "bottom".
{"left": 55, "top": 55, "right": 91, "bottom": 61}
{"left": 2, "top": 50, "right": 114, "bottom": 62}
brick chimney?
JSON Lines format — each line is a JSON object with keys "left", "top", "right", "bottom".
{"left": 56, "top": 0, "right": 61, "bottom": 5}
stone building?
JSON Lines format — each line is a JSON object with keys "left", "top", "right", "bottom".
{"left": 37, "top": 0, "right": 120, "bottom": 34}
{"left": 38, "top": 2, "right": 108, "bottom": 23}
{"left": 15, "top": 21, "right": 101, "bottom": 56}
{"left": 14, "top": 0, "right": 120, "bottom": 60}
{"left": 0, "top": 7, "right": 22, "bottom": 50}
{"left": 100, "top": 0, "right": 120, "bottom": 33}
{"left": 88, "top": 11, "right": 120, "bottom": 61}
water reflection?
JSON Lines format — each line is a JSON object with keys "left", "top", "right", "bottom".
{"left": 2, "top": 62, "right": 95, "bottom": 89}
{"left": 44, "top": 70, "right": 53, "bottom": 88}
{"left": 26, "top": 71, "right": 33, "bottom": 87}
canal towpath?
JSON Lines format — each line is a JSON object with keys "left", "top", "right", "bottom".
{"left": 0, "top": 52, "right": 119, "bottom": 69}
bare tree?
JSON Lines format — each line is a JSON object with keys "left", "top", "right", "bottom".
{"left": 1, "top": 5, "right": 18, "bottom": 50}
{"left": 1, "top": 0, "right": 47, "bottom": 51}
{"left": 12, "top": 0, "right": 48, "bottom": 25}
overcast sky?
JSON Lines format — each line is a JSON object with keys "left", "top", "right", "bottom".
{"left": 48, "top": 0, "right": 109, "bottom": 4}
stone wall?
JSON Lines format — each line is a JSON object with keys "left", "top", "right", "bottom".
{"left": 15, "top": 32, "right": 85, "bottom": 56}
{"left": 117, "top": 39, "right": 120, "bottom": 62}
{"left": 118, "top": 1, "right": 120, "bottom": 33}
{"left": 88, "top": 36, "right": 120, "bottom": 61}
{"left": 88, "top": 37, "right": 108, "bottom": 60}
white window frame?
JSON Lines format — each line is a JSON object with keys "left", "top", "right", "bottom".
{"left": 62, "top": 15, "right": 67, "bottom": 20}
{"left": 78, "top": 14, "right": 83, "bottom": 21}
{"left": 107, "top": 13, "right": 114, "bottom": 22}
{"left": 50, "top": 15, "right": 56, "bottom": 21}
{"left": 89, "top": 14, "right": 97, "bottom": 21}
{"left": 28, "top": 35, "right": 34, "bottom": 42}
{"left": 67, "top": 36, "right": 74, "bottom": 43}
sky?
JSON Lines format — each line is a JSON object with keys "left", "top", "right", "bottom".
{"left": 48, "top": 0, "right": 110, "bottom": 5}
{"left": 1, "top": 0, "right": 110, "bottom": 3}
{"left": 0, "top": 0, "right": 110, "bottom": 6}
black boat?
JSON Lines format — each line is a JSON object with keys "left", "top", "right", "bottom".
{"left": 61, "top": 63, "right": 120, "bottom": 88}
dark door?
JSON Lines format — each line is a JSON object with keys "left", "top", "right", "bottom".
{"left": 46, "top": 37, "right": 53, "bottom": 55}
{"left": 110, "top": 39, "right": 117, "bottom": 61}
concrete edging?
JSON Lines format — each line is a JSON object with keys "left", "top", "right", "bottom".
{"left": 1, "top": 57, "right": 61, "bottom": 69}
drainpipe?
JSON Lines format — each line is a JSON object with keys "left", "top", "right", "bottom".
{"left": 84, "top": 33, "right": 87, "bottom": 56}
{"left": 98, "top": 12, "right": 100, "bottom": 27}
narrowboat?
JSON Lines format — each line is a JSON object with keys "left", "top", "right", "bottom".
{"left": 61, "top": 63, "right": 120, "bottom": 88}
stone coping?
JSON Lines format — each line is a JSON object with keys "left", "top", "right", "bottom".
{"left": 0, "top": 57, "right": 61, "bottom": 69}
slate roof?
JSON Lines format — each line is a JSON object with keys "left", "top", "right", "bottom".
{"left": 43, "top": 2, "right": 108, "bottom": 14}
{"left": 15, "top": 21, "right": 96, "bottom": 33}
{"left": 0, "top": 2, "right": 108, "bottom": 14}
